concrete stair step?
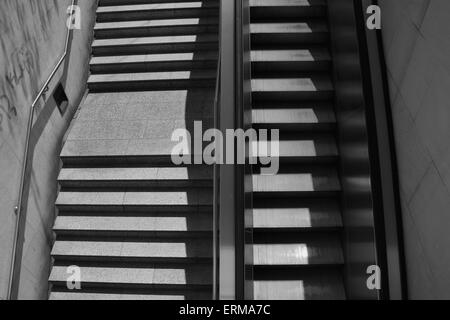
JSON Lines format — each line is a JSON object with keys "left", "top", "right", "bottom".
{"left": 252, "top": 167, "right": 341, "bottom": 196}
{"left": 251, "top": 136, "right": 338, "bottom": 163}
{"left": 97, "top": 2, "right": 219, "bottom": 22}
{"left": 252, "top": 106, "right": 336, "bottom": 131}
{"left": 94, "top": 18, "right": 218, "bottom": 39}
{"left": 251, "top": 48, "right": 331, "bottom": 72}
{"left": 251, "top": 76, "right": 333, "bottom": 101}
{"left": 252, "top": 233, "right": 344, "bottom": 266}
{"left": 252, "top": 204, "right": 342, "bottom": 230}
{"left": 253, "top": 269, "right": 345, "bottom": 300}
{"left": 53, "top": 213, "right": 212, "bottom": 237}
{"left": 92, "top": 35, "right": 218, "bottom": 56}
{"left": 90, "top": 52, "right": 218, "bottom": 74}
{"left": 60, "top": 133, "right": 212, "bottom": 166}
{"left": 251, "top": 21, "right": 328, "bottom": 46}
{"left": 51, "top": 239, "right": 212, "bottom": 263}
{"left": 60, "top": 155, "right": 192, "bottom": 167}
{"left": 250, "top": 0, "right": 327, "bottom": 20}
{"left": 58, "top": 167, "right": 212, "bottom": 188}
{"left": 56, "top": 189, "right": 212, "bottom": 212}
{"left": 99, "top": 0, "right": 205, "bottom": 6}
{"left": 49, "top": 265, "right": 212, "bottom": 289}
{"left": 87, "top": 70, "right": 216, "bottom": 92}
{"left": 49, "top": 291, "right": 210, "bottom": 300}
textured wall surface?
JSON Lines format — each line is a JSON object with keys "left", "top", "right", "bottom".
{"left": 380, "top": 0, "right": 450, "bottom": 299}
{"left": 0, "top": 0, "right": 96, "bottom": 299}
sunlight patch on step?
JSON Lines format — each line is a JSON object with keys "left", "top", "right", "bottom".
{"left": 253, "top": 208, "right": 313, "bottom": 228}
{"left": 251, "top": 50, "right": 318, "bottom": 62}
{"left": 254, "top": 281, "right": 306, "bottom": 300}
{"left": 251, "top": 78, "right": 325, "bottom": 92}
{"left": 252, "top": 108, "right": 319, "bottom": 123}
{"left": 253, "top": 244, "right": 309, "bottom": 265}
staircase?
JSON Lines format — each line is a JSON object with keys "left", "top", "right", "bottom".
{"left": 249, "top": 0, "right": 346, "bottom": 300}
{"left": 49, "top": 0, "right": 218, "bottom": 300}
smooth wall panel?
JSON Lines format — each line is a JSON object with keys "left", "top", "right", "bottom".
{"left": 379, "top": 0, "right": 450, "bottom": 299}
{"left": 0, "top": 0, "right": 97, "bottom": 299}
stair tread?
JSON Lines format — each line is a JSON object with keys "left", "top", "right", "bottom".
{"left": 250, "top": 0, "right": 326, "bottom": 7}
{"left": 60, "top": 140, "right": 206, "bottom": 159}
{"left": 52, "top": 239, "right": 211, "bottom": 258}
{"left": 88, "top": 70, "right": 216, "bottom": 83}
{"left": 58, "top": 167, "right": 212, "bottom": 182}
{"left": 97, "top": 2, "right": 219, "bottom": 13}
{"left": 251, "top": 77, "right": 333, "bottom": 92}
{"left": 251, "top": 21, "right": 328, "bottom": 34}
{"left": 50, "top": 292, "right": 207, "bottom": 300}
{"left": 253, "top": 169, "right": 341, "bottom": 193}
{"left": 252, "top": 108, "right": 335, "bottom": 124}
{"left": 251, "top": 49, "right": 330, "bottom": 62}
{"left": 254, "top": 276, "right": 345, "bottom": 300}
{"left": 53, "top": 214, "right": 211, "bottom": 233}
{"left": 252, "top": 137, "right": 338, "bottom": 158}
{"left": 92, "top": 34, "right": 218, "bottom": 47}
{"left": 94, "top": 18, "right": 218, "bottom": 30}
{"left": 90, "top": 52, "right": 218, "bottom": 65}
{"left": 49, "top": 265, "right": 212, "bottom": 285}
{"left": 56, "top": 190, "right": 213, "bottom": 207}
{"left": 253, "top": 206, "right": 342, "bottom": 229}
{"left": 253, "top": 234, "right": 344, "bottom": 265}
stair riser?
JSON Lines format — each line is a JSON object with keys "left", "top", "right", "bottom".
{"left": 61, "top": 155, "right": 178, "bottom": 167}
{"left": 88, "top": 79, "right": 215, "bottom": 93}
{"left": 252, "top": 91, "right": 334, "bottom": 102}
{"left": 93, "top": 42, "right": 218, "bottom": 56}
{"left": 252, "top": 122, "right": 336, "bottom": 132}
{"left": 90, "top": 61, "right": 217, "bottom": 74}
{"left": 252, "top": 227, "right": 342, "bottom": 233}
{"left": 252, "top": 61, "right": 331, "bottom": 73}
{"left": 52, "top": 255, "right": 212, "bottom": 264}
{"left": 253, "top": 265, "right": 345, "bottom": 277}
{"left": 99, "top": 0, "right": 202, "bottom": 5}
{"left": 251, "top": 33, "right": 328, "bottom": 46}
{"left": 250, "top": 7, "right": 327, "bottom": 20}
{"left": 249, "top": 157, "right": 339, "bottom": 167}
{"left": 95, "top": 26, "right": 218, "bottom": 39}
{"left": 60, "top": 157, "right": 223, "bottom": 168}
{"left": 253, "top": 191, "right": 339, "bottom": 198}
{"left": 97, "top": 9, "right": 218, "bottom": 23}
{"left": 54, "top": 229, "right": 212, "bottom": 238}
{"left": 50, "top": 281, "right": 212, "bottom": 291}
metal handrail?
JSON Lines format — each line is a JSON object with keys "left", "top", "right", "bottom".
{"left": 212, "top": 53, "right": 221, "bottom": 300}
{"left": 7, "top": 0, "right": 75, "bottom": 300}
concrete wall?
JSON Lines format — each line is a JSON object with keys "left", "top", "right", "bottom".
{"left": 0, "top": 0, "right": 96, "bottom": 299}
{"left": 380, "top": 0, "right": 450, "bottom": 299}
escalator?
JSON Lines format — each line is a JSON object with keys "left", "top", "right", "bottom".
{"left": 248, "top": 0, "right": 346, "bottom": 300}
{"left": 44, "top": 0, "right": 404, "bottom": 301}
